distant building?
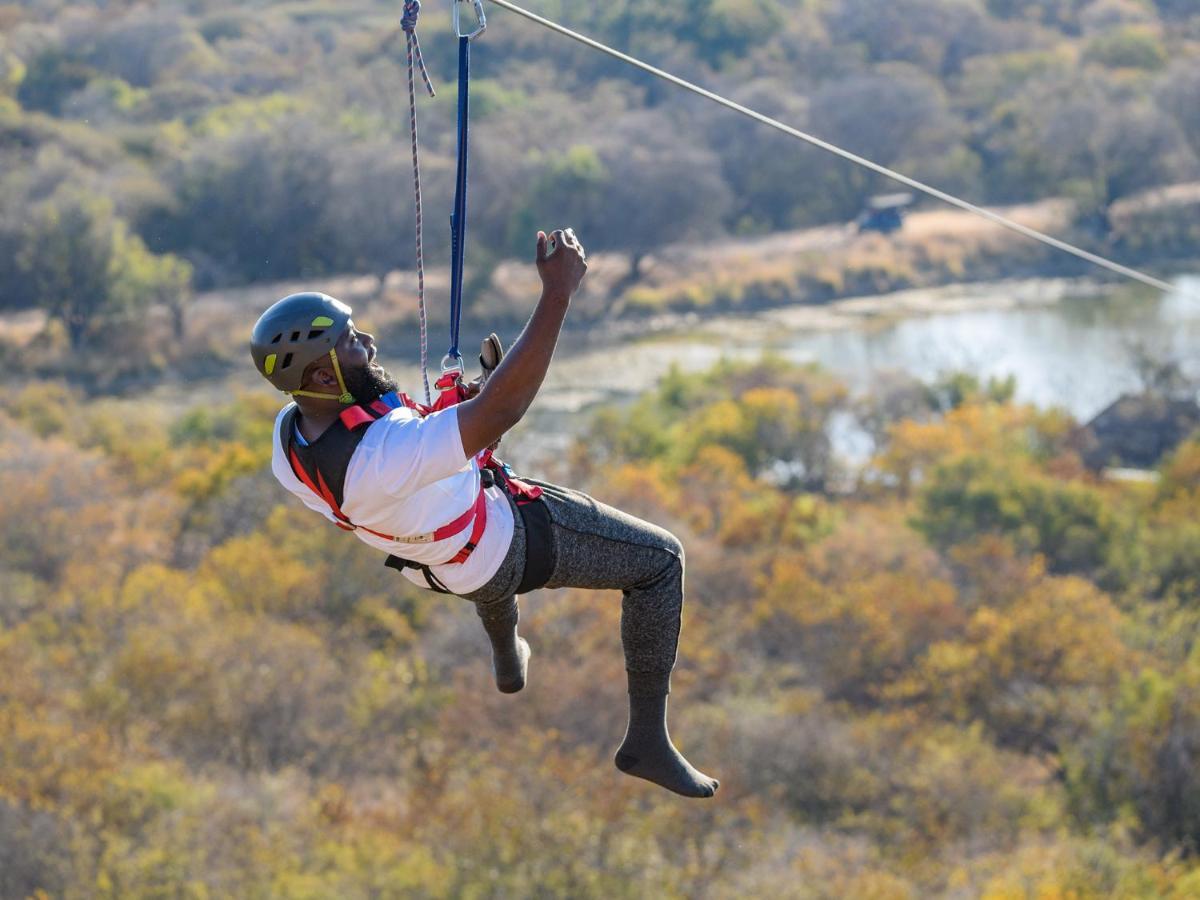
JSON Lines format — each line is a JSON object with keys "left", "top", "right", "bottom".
{"left": 1074, "top": 393, "right": 1200, "bottom": 472}
{"left": 855, "top": 193, "right": 915, "bottom": 234}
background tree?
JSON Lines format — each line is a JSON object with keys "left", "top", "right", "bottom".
{"left": 15, "top": 186, "right": 190, "bottom": 348}
{"left": 145, "top": 118, "right": 341, "bottom": 287}
{"left": 987, "top": 72, "right": 1197, "bottom": 230}
{"left": 806, "top": 69, "right": 980, "bottom": 220}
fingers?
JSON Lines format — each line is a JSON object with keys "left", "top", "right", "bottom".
{"left": 559, "top": 227, "right": 586, "bottom": 261}
{"left": 538, "top": 228, "right": 587, "bottom": 263}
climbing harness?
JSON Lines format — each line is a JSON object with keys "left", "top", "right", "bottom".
{"left": 281, "top": 375, "right": 543, "bottom": 588}
{"left": 479, "top": 0, "right": 1179, "bottom": 297}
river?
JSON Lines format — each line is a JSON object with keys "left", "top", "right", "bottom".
{"left": 506, "top": 274, "right": 1200, "bottom": 470}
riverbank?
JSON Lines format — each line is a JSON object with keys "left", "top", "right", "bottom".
{"left": 166, "top": 187, "right": 1197, "bottom": 362}
{"left": 476, "top": 188, "right": 1198, "bottom": 329}
{"left": 2, "top": 186, "right": 1195, "bottom": 400}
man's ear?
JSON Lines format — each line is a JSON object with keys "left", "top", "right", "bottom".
{"left": 310, "top": 364, "right": 339, "bottom": 388}
{"left": 300, "top": 363, "right": 337, "bottom": 390}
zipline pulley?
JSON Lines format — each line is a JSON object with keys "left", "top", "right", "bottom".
{"left": 454, "top": 0, "right": 487, "bottom": 40}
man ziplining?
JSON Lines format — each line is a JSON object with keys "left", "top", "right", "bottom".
{"left": 250, "top": 228, "right": 719, "bottom": 799}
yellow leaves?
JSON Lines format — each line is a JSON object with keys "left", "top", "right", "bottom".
{"left": 0, "top": 700, "right": 119, "bottom": 810}
{"left": 875, "top": 400, "right": 1067, "bottom": 493}
{"left": 602, "top": 461, "right": 681, "bottom": 522}
{"left": 97, "top": 761, "right": 209, "bottom": 834}
{"left": 192, "top": 93, "right": 308, "bottom": 139}
{"left": 693, "top": 397, "right": 746, "bottom": 444}
{"left": 346, "top": 650, "right": 433, "bottom": 733}
{"left": 5, "top": 353, "right": 1198, "bottom": 890}
{"left": 0, "top": 425, "right": 182, "bottom": 585}
{"left": 119, "top": 563, "right": 217, "bottom": 624}
{"left": 1160, "top": 437, "right": 1200, "bottom": 496}
{"left": 900, "top": 572, "right": 1131, "bottom": 750}
{"left": 172, "top": 440, "right": 268, "bottom": 500}
{"left": 199, "top": 532, "right": 326, "bottom": 616}
{"left": 741, "top": 384, "right": 801, "bottom": 419}
{"left": 4, "top": 380, "right": 78, "bottom": 437}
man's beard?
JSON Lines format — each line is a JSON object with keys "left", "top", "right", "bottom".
{"left": 343, "top": 362, "right": 400, "bottom": 404}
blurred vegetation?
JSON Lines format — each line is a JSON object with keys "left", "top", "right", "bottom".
{"left": 3, "top": 1, "right": 1200, "bottom": 894}
{"left": 3, "top": 355, "right": 1200, "bottom": 895}
{"left": 0, "top": 0, "right": 1198, "bottom": 347}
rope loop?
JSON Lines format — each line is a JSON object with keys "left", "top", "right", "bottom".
{"left": 402, "top": 0, "right": 436, "bottom": 99}
{"left": 403, "top": 0, "right": 436, "bottom": 404}
{"left": 400, "top": 0, "right": 421, "bottom": 32}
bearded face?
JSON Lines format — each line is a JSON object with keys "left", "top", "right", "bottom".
{"left": 342, "top": 361, "right": 401, "bottom": 405}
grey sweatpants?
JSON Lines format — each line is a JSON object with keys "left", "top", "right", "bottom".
{"left": 461, "top": 480, "right": 684, "bottom": 697}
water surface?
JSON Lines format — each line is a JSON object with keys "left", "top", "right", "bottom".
{"left": 512, "top": 274, "right": 1200, "bottom": 470}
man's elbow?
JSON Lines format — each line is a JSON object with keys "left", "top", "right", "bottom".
{"left": 478, "top": 384, "right": 531, "bottom": 433}
{"left": 458, "top": 397, "right": 524, "bottom": 455}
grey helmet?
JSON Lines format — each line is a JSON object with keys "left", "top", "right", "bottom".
{"left": 250, "top": 292, "right": 352, "bottom": 396}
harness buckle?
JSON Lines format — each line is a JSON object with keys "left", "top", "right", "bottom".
{"left": 453, "top": 0, "right": 486, "bottom": 40}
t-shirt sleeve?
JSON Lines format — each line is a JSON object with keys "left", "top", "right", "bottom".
{"left": 359, "top": 406, "right": 471, "bottom": 497}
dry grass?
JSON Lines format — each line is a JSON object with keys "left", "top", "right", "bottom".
{"left": 0, "top": 190, "right": 1178, "bottom": 365}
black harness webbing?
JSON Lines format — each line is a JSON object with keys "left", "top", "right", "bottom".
{"left": 515, "top": 495, "right": 554, "bottom": 595}
{"left": 280, "top": 405, "right": 366, "bottom": 508}
{"left": 281, "top": 404, "right": 553, "bottom": 597}
{"left": 385, "top": 469, "right": 554, "bottom": 597}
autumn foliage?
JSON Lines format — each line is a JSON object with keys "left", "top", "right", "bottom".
{"left": 1, "top": 357, "right": 1199, "bottom": 897}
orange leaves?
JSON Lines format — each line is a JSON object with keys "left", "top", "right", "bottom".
{"left": 874, "top": 400, "right": 1067, "bottom": 494}
{"left": 897, "top": 572, "right": 1131, "bottom": 752}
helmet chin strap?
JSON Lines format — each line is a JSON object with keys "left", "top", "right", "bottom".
{"left": 289, "top": 348, "right": 356, "bottom": 405}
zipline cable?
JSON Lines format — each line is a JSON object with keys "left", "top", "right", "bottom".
{"left": 484, "top": 0, "right": 1179, "bottom": 296}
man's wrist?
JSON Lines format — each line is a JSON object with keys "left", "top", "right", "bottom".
{"left": 539, "top": 286, "right": 571, "bottom": 305}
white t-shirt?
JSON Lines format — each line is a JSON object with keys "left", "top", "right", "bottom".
{"left": 271, "top": 402, "right": 515, "bottom": 594}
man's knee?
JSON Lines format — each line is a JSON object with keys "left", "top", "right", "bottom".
{"left": 660, "top": 529, "right": 684, "bottom": 564}
{"left": 653, "top": 530, "right": 684, "bottom": 583}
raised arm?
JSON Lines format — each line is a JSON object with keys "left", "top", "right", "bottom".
{"left": 457, "top": 228, "right": 588, "bottom": 458}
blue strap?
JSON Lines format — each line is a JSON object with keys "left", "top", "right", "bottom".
{"left": 447, "top": 34, "right": 471, "bottom": 367}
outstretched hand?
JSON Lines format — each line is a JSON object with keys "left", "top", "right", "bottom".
{"left": 536, "top": 228, "right": 588, "bottom": 303}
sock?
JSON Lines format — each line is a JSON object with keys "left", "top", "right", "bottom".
{"left": 476, "top": 598, "right": 530, "bottom": 694}
{"left": 615, "top": 676, "right": 719, "bottom": 799}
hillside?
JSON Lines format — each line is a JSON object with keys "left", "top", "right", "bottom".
{"left": 4, "top": 3, "right": 1200, "bottom": 897}
{"left": 2, "top": 0, "right": 1200, "bottom": 362}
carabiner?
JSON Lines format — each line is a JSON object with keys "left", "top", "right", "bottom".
{"left": 440, "top": 352, "right": 465, "bottom": 376}
{"left": 453, "top": 0, "right": 486, "bottom": 40}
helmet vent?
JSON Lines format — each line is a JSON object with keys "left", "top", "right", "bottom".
{"left": 281, "top": 353, "right": 294, "bottom": 370}
{"left": 270, "top": 333, "right": 282, "bottom": 344}
{"left": 307, "top": 329, "right": 325, "bottom": 340}
{"left": 291, "top": 331, "right": 301, "bottom": 341}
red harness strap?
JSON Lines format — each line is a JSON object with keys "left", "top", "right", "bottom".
{"left": 286, "top": 388, "right": 488, "bottom": 564}
{"left": 287, "top": 370, "right": 537, "bottom": 567}
{"left": 287, "top": 444, "right": 488, "bottom": 555}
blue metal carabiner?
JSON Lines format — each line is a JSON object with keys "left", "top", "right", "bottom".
{"left": 453, "top": 0, "right": 486, "bottom": 40}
